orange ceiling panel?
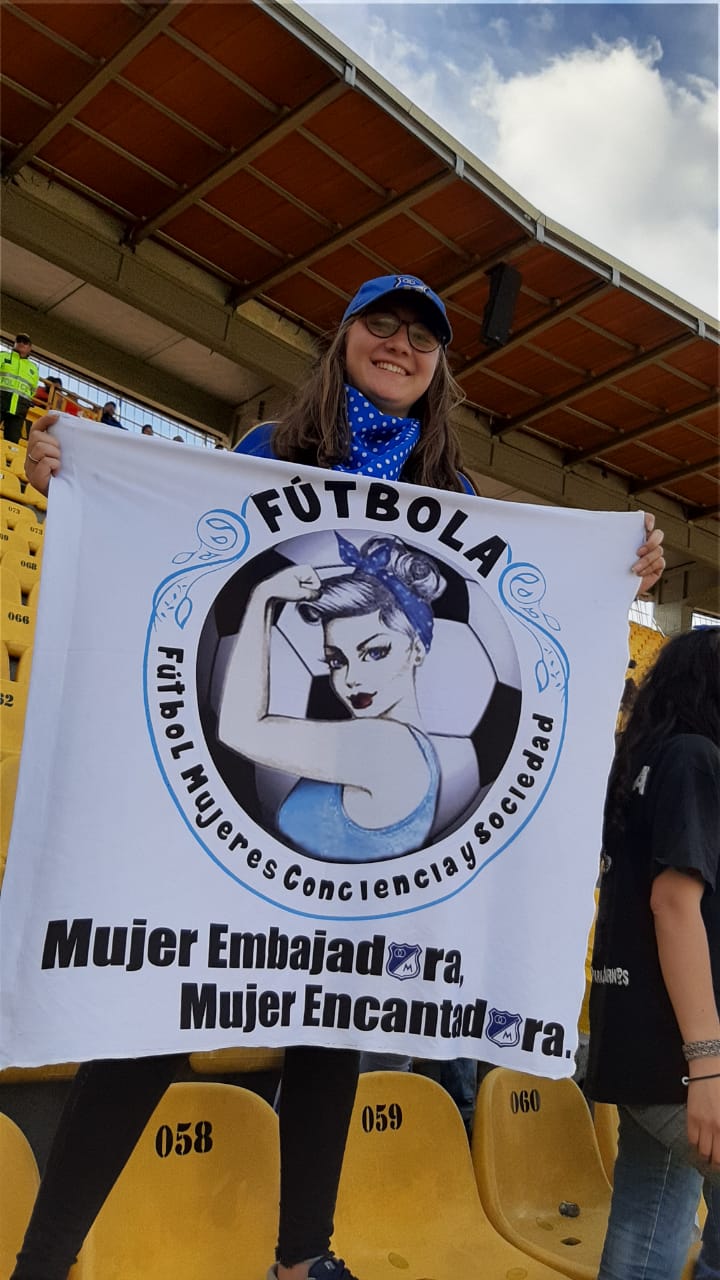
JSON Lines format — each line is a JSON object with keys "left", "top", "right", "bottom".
{"left": 668, "top": 474, "right": 719, "bottom": 505}
{"left": 614, "top": 364, "right": 716, "bottom": 412}
{"left": 0, "top": 81, "right": 50, "bottom": 145}
{"left": 299, "top": 244, "right": 393, "bottom": 300}
{"left": 262, "top": 273, "right": 354, "bottom": 334}
{"left": 205, "top": 172, "right": 327, "bottom": 258}
{"left": 306, "top": 94, "right": 442, "bottom": 195}
{"left": 171, "top": 4, "right": 335, "bottom": 110}
{"left": 76, "top": 84, "right": 220, "bottom": 187}
{"left": 251, "top": 129, "right": 383, "bottom": 226}
{"left": 161, "top": 205, "right": 282, "bottom": 282}
{"left": 528, "top": 409, "right": 605, "bottom": 451}
{"left": 533, "top": 316, "right": 628, "bottom": 375}
{"left": 39, "top": 129, "right": 175, "bottom": 220}
{"left": 122, "top": 35, "right": 277, "bottom": 151}
{"left": 512, "top": 243, "right": 597, "bottom": 302}
{"left": 661, "top": 344, "right": 720, "bottom": 388}
{"left": 418, "top": 186, "right": 524, "bottom": 257}
{"left": 359, "top": 215, "right": 465, "bottom": 285}
{"left": 485, "top": 346, "right": 582, "bottom": 398}
{"left": 459, "top": 369, "right": 542, "bottom": 418}
{"left": 17, "top": 1, "right": 141, "bottom": 59}
{"left": 579, "top": 290, "right": 687, "bottom": 348}
{"left": 1, "top": 9, "right": 91, "bottom": 104}
{"left": 570, "top": 387, "right": 657, "bottom": 431}
{"left": 647, "top": 422, "right": 719, "bottom": 460}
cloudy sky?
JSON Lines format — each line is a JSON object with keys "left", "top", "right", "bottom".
{"left": 302, "top": 3, "right": 718, "bottom": 318}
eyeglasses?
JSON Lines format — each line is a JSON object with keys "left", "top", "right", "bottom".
{"left": 362, "top": 311, "right": 441, "bottom": 353}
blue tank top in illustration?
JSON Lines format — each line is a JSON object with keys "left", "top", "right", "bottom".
{"left": 277, "top": 725, "right": 440, "bottom": 862}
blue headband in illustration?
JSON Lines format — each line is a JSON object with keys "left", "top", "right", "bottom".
{"left": 335, "top": 532, "right": 435, "bottom": 651}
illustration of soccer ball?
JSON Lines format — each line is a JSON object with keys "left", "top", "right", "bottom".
{"left": 199, "top": 530, "right": 522, "bottom": 847}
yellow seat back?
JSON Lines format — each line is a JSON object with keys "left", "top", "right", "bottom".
{"left": 334, "top": 1070, "right": 565, "bottom": 1279}
{"left": 190, "top": 1047, "right": 284, "bottom": 1074}
{"left": 0, "top": 676, "right": 28, "bottom": 756}
{"left": 75, "top": 1081, "right": 279, "bottom": 1280}
{"left": 0, "top": 1113, "right": 40, "bottom": 1279}
{"left": 471, "top": 1068, "right": 611, "bottom": 1280}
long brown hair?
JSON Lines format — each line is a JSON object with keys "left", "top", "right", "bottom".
{"left": 271, "top": 318, "right": 467, "bottom": 493}
{"left": 604, "top": 628, "right": 720, "bottom": 844}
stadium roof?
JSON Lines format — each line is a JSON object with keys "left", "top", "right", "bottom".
{"left": 1, "top": 0, "right": 717, "bottom": 609}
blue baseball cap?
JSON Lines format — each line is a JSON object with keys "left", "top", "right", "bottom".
{"left": 342, "top": 274, "right": 452, "bottom": 346}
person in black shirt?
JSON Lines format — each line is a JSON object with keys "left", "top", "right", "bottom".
{"left": 587, "top": 628, "right": 720, "bottom": 1280}
{"left": 100, "top": 401, "right": 126, "bottom": 429}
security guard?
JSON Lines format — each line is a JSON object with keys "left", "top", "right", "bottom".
{"left": 0, "top": 333, "right": 39, "bottom": 443}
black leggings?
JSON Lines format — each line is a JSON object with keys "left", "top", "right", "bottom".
{"left": 12, "top": 1046, "right": 360, "bottom": 1279}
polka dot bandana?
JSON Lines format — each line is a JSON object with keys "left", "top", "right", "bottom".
{"left": 333, "top": 384, "right": 421, "bottom": 481}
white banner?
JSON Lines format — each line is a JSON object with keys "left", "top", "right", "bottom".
{"left": 0, "top": 418, "right": 640, "bottom": 1075}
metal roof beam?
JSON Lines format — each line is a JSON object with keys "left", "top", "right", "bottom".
{"left": 2, "top": 2, "right": 188, "bottom": 179}
{"left": 493, "top": 333, "right": 697, "bottom": 437}
{"left": 566, "top": 394, "right": 720, "bottom": 464}
{"left": 631, "top": 456, "right": 720, "bottom": 495}
{"left": 129, "top": 79, "right": 346, "bottom": 244}
{"left": 233, "top": 169, "right": 455, "bottom": 304}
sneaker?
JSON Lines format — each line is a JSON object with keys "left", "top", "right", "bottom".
{"left": 267, "top": 1255, "right": 359, "bottom": 1280}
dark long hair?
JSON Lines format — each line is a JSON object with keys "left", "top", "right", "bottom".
{"left": 604, "top": 629, "right": 720, "bottom": 840}
{"left": 270, "top": 319, "right": 467, "bottom": 493}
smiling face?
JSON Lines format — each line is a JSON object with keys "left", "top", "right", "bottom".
{"left": 322, "top": 610, "right": 424, "bottom": 719}
{"left": 343, "top": 304, "right": 441, "bottom": 417}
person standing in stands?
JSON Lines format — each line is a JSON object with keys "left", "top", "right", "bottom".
{"left": 141, "top": 423, "right": 154, "bottom": 436}
{"left": 100, "top": 401, "right": 126, "bottom": 429}
{"left": 20, "top": 272, "right": 666, "bottom": 1280}
{"left": 0, "top": 333, "right": 39, "bottom": 443}
{"left": 587, "top": 628, "right": 720, "bottom": 1280}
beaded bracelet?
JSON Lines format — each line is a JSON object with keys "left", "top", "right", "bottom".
{"left": 682, "top": 1039, "right": 720, "bottom": 1061}
{"left": 682, "top": 1072, "right": 720, "bottom": 1085}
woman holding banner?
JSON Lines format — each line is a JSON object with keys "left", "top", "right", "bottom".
{"left": 18, "top": 273, "right": 665, "bottom": 1280}
{"left": 587, "top": 628, "right": 720, "bottom": 1280}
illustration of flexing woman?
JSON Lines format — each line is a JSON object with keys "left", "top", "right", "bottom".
{"left": 218, "top": 533, "right": 445, "bottom": 862}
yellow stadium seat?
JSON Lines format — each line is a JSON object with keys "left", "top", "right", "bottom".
{"left": 333, "top": 1070, "right": 565, "bottom": 1279}
{"left": 22, "top": 482, "right": 47, "bottom": 512}
{"left": 1, "top": 566, "right": 36, "bottom": 652}
{"left": 0, "top": 676, "right": 28, "bottom": 756}
{"left": 1, "top": 500, "right": 35, "bottom": 533}
{"left": 471, "top": 1068, "right": 611, "bottom": 1280}
{"left": 24, "top": 520, "right": 45, "bottom": 557}
{"left": 0, "top": 1062, "right": 79, "bottom": 1085}
{"left": 0, "top": 1113, "right": 40, "bottom": 1280}
{"left": 0, "top": 523, "right": 30, "bottom": 558}
{"left": 1, "top": 438, "right": 27, "bottom": 479}
{"left": 0, "top": 471, "right": 23, "bottom": 502}
{"left": 6, "top": 646, "right": 34, "bottom": 685}
{"left": 0, "top": 547, "right": 41, "bottom": 597}
{"left": 0, "top": 751, "right": 20, "bottom": 887}
{"left": 627, "top": 622, "right": 666, "bottom": 683}
{"left": 189, "top": 1047, "right": 284, "bottom": 1074}
{"left": 74, "top": 1082, "right": 279, "bottom": 1280}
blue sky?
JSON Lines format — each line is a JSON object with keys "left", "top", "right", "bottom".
{"left": 303, "top": 4, "right": 718, "bottom": 316}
